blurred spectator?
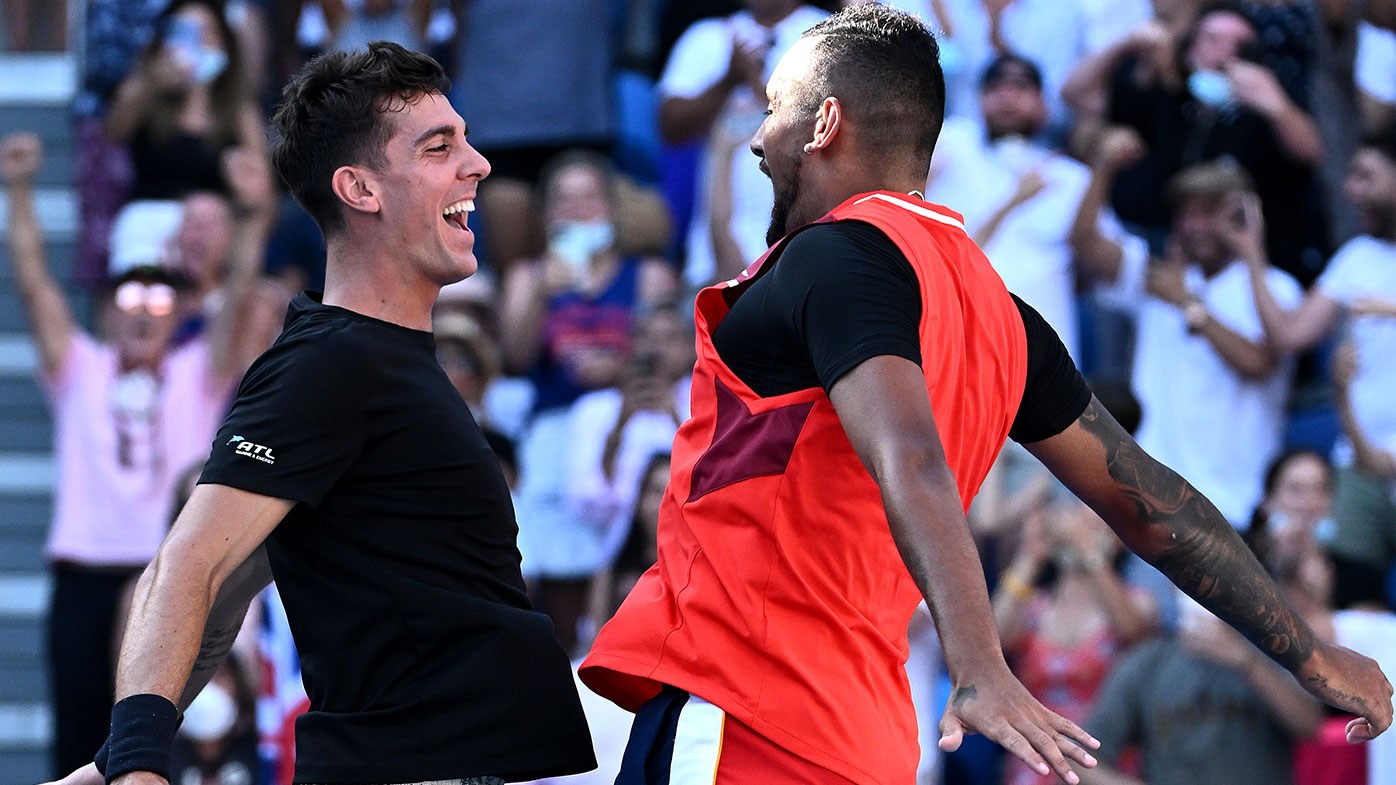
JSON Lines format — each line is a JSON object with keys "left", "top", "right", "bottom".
{"left": 1245, "top": 130, "right": 1396, "bottom": 609}
{"left": 303, "top": 0, "right": 432, "bottom": 54}
{"left": 433, "top": 309, "right": 504, "bottom": 429}
{"left": 1245, "top": 448, "right": 1338, "bottom": 572}
{"left": 564, "top": 308, "right": 693, "bottom": 646}
{"left": 102, "top": 0, "right": 266, "bottom": 277}
{"left": 105, "top": 0, "right": 265, "bottom": 199}
{"left": 101, "top": 0, "right": 265, "bottom": 280}
{"left": 1357, "top": 20, "right": 1396, "bottom": 134}
{"left": 925, "top": 55, "right": 1130, "bottom": 360}
{"left": 501, "top": 151, "right": 676, "bottom": 645}
{"left": 449, "top": 0, "right": 616, "bottom": 269}
{"left": 993, "top": 499, "right": 1155, "bottom": 785}
{"left": 170, "top": 656, "right": 260, "bottom": 785}
{"left": 1064, "top": 6, "right": 1327, "bottom": 283}
{"left": 598, "top": 452, "right": 671, "bottom": 621}
{"left": 1079, "top": 591, "right": 1322, "bottom": 785}
{"left": 532, "top": 308, "right": 689, "bottom": 654}
{"left": 660, "top": 0, "right": 828, "bottom": 286}
{"left": 895, "top": 0, "right": 1154, "bottom": 126}
{"left": 1240, "top": 455, "right": 1394, "bottom": 785}
{"left": 1331, "top": 342, "right": 1396, "bottom": 610}
{"left": 499, "top": 150, "right": 678, "bottom": 411}
{"left": 2, "top": 0, "right": 66, "bottom": 51}
{"left": 73, "top": 0, "right": 172, "bottom": 287}
{"left": 1, "top": 131, "right": 270, "bottom": 776}
{"left": 1093, "top": 161, "right": 1302, "bottom": 529}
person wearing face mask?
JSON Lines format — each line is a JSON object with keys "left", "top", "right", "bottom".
{"left": 1062, "top": 6, "right": 1325, "bottom": 284}
{"left": 500, "top": 151, "right": 678, "bottom": 415}
{"left": 168, "top": 659, "right": 258, "bottom": 785}
{"left": 1, "top": 131, "right": 271, "bottom": 779}
{"left": 103, "top": 0, "right": 266, "bottom": 276}
{"left": 498, "top": 150, "right": 677, "bottom": 651}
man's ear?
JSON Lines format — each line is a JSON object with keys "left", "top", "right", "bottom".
{"left": 330, "top": 165, "right": 381, "bottom": 217}
{"left": 807, "top": 96, "right": 844, "bottom": 154}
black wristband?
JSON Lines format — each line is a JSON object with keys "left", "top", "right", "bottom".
{"left": 100, "top": 693, "right": 179, "bottom": 784}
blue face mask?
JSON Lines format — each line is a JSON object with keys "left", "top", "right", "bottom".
{"left": 193, "top": 47, "right": 228, "bottom": 84}
{"left": 1187, "top": 69, "right": 1235, "bottom": 111}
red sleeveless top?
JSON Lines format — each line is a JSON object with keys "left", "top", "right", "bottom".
{"left": 581, "top": 192, "right": 1028, "bottom": 785}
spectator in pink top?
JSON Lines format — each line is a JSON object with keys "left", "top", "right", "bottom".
{"left": 1, "top": 132, "right": 272, "bottom": 777}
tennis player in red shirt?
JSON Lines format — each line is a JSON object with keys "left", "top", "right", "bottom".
{"left": 581, "top": 5, "right": 1392, "bottom": 785}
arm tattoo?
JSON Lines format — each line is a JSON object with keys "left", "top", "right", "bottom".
{"left": 1077, "top": 400, "right": 1315, "bottom": 672}
{"left": 192, "top": 623, "right": 240, "bottom": 674}
{"left": 952, "top": 685, "right": 979, "bottom": 710}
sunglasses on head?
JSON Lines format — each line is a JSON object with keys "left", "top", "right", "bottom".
{"left": 114, "top": 281, "right": 177, "bottom": 317}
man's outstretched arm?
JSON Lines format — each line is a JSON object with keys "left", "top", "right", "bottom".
{"left": 43, "top": 530, "right": 277, "bottom": 785}
{"left": 830, "top": 355, "right": 1099, "bottom": 785}
{"left": 1025, "top": 397, "right": 1394, "bottom": 740}
{"left": 100, "top": 485, "right": 292, "bottom": 785}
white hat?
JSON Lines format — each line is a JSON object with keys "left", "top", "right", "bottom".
{"left": 108, "top": 199, "right": 184, "bottom": 276}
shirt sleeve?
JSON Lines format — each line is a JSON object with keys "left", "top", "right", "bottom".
{"left": 1357, "top": 22, "right": 1396, "bottom": 104}
{"left": 658, "top": 19, "right": 732, "bottom": 99}
{"left": 1315, "top": 238, "right": 1370, "bottom": 305}
{"left": 1009, "top": 294, "right": 1092, "bottom": 443}
{"left": 198, "top": 330, "right": 365, "bottom": 507}
{"left": 773, "top": 220, "right": 924, "bottom": 393}
{"left": 1086, "top": 640, "right": 1161, "bottom": 762}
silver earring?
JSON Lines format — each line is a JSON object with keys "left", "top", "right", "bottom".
{"left": 803, "top": 143, "right": 816, "bottom": 154}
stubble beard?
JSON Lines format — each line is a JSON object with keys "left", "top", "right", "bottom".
{"left": 766, "top": 154, "right": 803, "bottom": 247}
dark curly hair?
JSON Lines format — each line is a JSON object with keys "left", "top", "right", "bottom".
{"left": 270, "top": 41, "right": 450, "bottom": 236}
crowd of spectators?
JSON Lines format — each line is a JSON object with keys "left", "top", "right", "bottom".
{"left": 3, "top": 0, "right": 1396, "bottom": 783}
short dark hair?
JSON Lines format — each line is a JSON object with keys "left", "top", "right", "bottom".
{"left": 797, "top": 4, "right": 946, "bottom": 173}
{"left": 980, "top": 54, "right": 1044, "bottom": 91}
{"left": 270, "top": 41, "right": 450, "bottom": 236}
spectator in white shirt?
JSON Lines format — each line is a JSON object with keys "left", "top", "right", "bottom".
{"left": 659, "top": 0, "right": 829, "bottom": 287}
{"left": 1356, "top": 20, "right": 1396, "bottom": 134}
{"left": 925, "top": 54, "right": 1127, "bottom": 361}
{"left": 1244, "top": 130, "right": 1396, "bottom": 608}
{"left": 563, "top": 306, "right": 694, "bottom": 619}
{"left": 1094, "top": 160, "right": 1303, "bottom": 529}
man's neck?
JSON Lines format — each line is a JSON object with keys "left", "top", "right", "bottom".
{"left": 322, "top": 241, "right": 438, "bottom": 331}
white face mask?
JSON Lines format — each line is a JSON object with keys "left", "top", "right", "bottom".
{"left": 180, "top": 682, "right": 237, "bottom": 742}
{"left": 549, "top": 220, "right": 616, "bottom": 274}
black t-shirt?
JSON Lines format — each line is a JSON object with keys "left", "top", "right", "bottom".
{"left": 200, "top": 294, "right": 595, "bottom": 783}
{"left": 710, "top": 220, "right": 1091, "bottom": 443}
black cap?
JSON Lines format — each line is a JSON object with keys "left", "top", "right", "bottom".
{"left": 979, "top": 54, "right": 1044, "bottom": 91}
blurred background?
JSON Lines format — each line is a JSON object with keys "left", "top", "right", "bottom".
{"left": 0, "top": 1, "right": 1394, "bottom": 784}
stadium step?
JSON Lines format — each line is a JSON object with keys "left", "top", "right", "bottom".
{"left": 0, "top": 48, "right": 74, "bottom": 782}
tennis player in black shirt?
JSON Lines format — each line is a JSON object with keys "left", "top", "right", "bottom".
{"left": 52, "top": 43, "right": 595, "bottom": 785}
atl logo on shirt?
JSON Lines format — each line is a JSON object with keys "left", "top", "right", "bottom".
{"left": 227, "top": 435, "right": 276, "bottom": 465}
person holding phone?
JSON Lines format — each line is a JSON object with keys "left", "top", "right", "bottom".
{"left": 102, "top": 0, "right": 265, "bottom": 273}
{"left": 1089, "top": 160, "right": 1304, "bottom": 531}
